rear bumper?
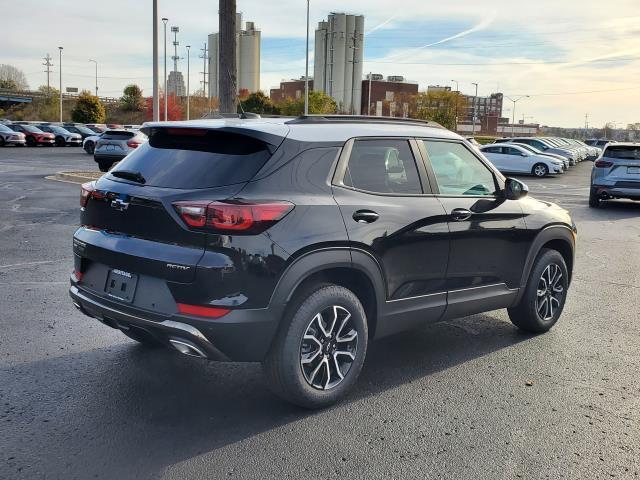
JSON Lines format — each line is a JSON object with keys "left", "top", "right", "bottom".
{"left": 591, "top": 184, "right": 640, "bottom": 200}
{"left": 69, "top": 283, "right": 284, "bottom": 362}
{"left": 93, "top": 153, "right": 127, "bottom": 162}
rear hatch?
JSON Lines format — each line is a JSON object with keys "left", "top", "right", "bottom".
{"left": 602, "top": 145, "right": 640, "bottom": 186}
{"left": 95, "top": 130, "right": 135, "bottom": 155}
{"left": 77, "top": 125, "right": 286, "bottom": 285}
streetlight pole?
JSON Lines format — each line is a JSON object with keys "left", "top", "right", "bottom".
{"left": 89, "top": 59, "right": 98, "bottom": 97}
{"left": 451, "top": 79, "right": 459, "bottom": 131}
{"left": 162, "top": 17, "right": 168, "bottom": 121}
{"left": 58, "top": 47, "right": 63, "bottom": 122}
{"left": 186, "top": 45, "right": 191, "bottom": 120}
{"left": 471, "top": 82, "right": 478, "bottom": 136}
{"left": 152, "top": 0, "right": 159, "bottom": 121}
{"left": 506, "top": 95, "right": 530, "bottom": 137}
{"left": 304, "top": 0, "right": 310, "bottom": 115}
{"left": 368, "top": 72, "right": 372, "bottom": 116}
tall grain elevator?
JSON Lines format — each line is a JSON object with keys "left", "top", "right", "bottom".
{"left": 313, "top": 13, "right": 364, "bottom": 113}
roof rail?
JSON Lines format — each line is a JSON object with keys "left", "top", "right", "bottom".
{"left": 285, "top": 115, "right": 444, "bottom": 128}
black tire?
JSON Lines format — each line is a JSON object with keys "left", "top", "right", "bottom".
{"left": 121, "top": 328, "right": 162, "bottom": 347}
{"left": 0, "top": 136, "right": 5, "bottom": 147}
{"left": 26, "top": 136, "right": 36, "bottom": 147}
{"left": 532, "top": 163, "right": 549, "bottom": 177}
{"left": 588, "top": 188, "right": 601, "bottom": 208}
{"left": 508, "top": 248, "right": 568, "bottom": 333}
{"left": 97, "top": 161, "right": 113, "bottom": 172}
{"left": 263, "top": 284, "right": 368, "bottom": 409}
{"left": 84, "top": 141, "right": 95, "bottom": 154}
{"left": 55, "top": 136, "right": 65, "bottom": 147}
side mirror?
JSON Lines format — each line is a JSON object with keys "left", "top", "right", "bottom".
{"left": 504, "top": 177, "right": 528, "bottom": 200}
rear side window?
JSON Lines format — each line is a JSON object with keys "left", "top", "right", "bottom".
{"left": 108, "top": 129, "right": 273, "bottom": 189}
{"left": 342, "top": 139, "right": 422, "bottom": 194}
{"left": 603, "top": 146, "right": 640, "bottom": 159}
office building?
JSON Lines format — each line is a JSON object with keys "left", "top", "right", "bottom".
{"left": 362, "top": 74, "right": 418, "bottom": 116}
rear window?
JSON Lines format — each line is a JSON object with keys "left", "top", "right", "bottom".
{"left": 108, "top": 129, "right": 273, "bottom": 189}
{"left": 603, "top": 146, "right": 640, "bottom": 160}
{"left": 102, "top": 130, "right": 135, "bottom": 140}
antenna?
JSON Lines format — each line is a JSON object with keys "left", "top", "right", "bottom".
{"left": 43, "top": 53, "right": 53, "bottom": 93}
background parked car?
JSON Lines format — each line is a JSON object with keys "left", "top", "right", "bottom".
{"left": 93, "top": 129, "right": 147, "bottom": 171}
{"left": 0, "top": 124, "right": 26, "bottom": 146}
{"left": 495, "top": 137, "right": 579, "bottom": 165}
{"left": 85, "top": 124, "right": 107, "bottom": 133}
{"left": 589, "top": 143, "right": 640, "bottom": 207}
{"left": 62, "top": 123, "right": 97, "bottom": 141}
{"left": 7, "top": 124, "right": 55, "bottom": 146}
{"left": 83, "top": 132, "right": 103, "bottom": 154}
{"left": 480, "top": 143, "right": 564, "bottom": 177}
{"left": 36, "top": 125, "right": 82, "bottom": 146}
{"left": 510, "top": 142, "right": 569, "bottom": 170}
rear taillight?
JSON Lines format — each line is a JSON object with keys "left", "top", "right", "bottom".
{"left": 173, "top": 200, "right": 294, "bottom": 234}
{"left": 127, "top": 140, "right": 142, "bottom": 148}
{"left": 594, "top": 159, "right": 613, "bottom": 168}
{"left": 80, "top": 182, "right": 95, "bottom": 208}
{"left": 177, "top": 303, "right": 230, "bottom": 318}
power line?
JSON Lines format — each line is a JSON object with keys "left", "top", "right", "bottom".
{"left": 365, "top": 56, "right": 640, "bottom": 66}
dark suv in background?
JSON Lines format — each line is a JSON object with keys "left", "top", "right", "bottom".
{"left": 70, "top": 116, "right": 576, "bottom": 408}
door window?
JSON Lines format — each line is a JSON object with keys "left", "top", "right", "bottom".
{"left": 342, "top": 139, "right": 423, "bottom": 194}
{"left": 421, "top": 141, "right": 498, "bottom": 196}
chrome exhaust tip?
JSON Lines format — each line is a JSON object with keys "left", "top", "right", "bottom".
{"left": 169, "top": 339, "right": 207, "bottom": 358}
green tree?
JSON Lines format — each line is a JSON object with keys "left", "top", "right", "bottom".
{"left": 413, "top": 90, "right": 466, "bottom": 131}
{"left": 278, "top": 90, "right": 337, "bottom": 116}
{"left": 120, "top": 84, "right": 144, "bottom": 111}
{"left": 238, "top": 91, "right": 279, "bottom": 115}
{"left": 71, "top": 90, "right": 106, "bottom": 123}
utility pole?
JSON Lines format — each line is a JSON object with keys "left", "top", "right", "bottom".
{"left": 349, "top": 33, "right": 360, "bottom": 115}
{"left": 43, "top": 54, "right": 53, "bottom": 94}
{"left": 471, "top": 82, "right": 478, "bottom": 136}
{"left": 304, "top": 0, "right": 310, "bottom": 115}
{"left": 58, "top": 47, "right": 63, "bottom": 122}
{"left": 199, "top": 43, "right": 209, "bottom": 109}
{"left": 171, "top": 26, "right": 179, "bottom": 97}
{"left": 88, "top": 59, "right": 98, "bottom": 97}
{"left": 186, "top": 45, "right": 191, "bottom": 120}
{"left": 152, "top": 0, "right": 159, "bottom": 121}
{"left": 162, "top": 17, "right": 168, "bottom": 120}
{"left": 368, "top": 72, "right": 372, "bottom": 116}
{"left": 506, "top": 95, "right": 529, "bottom": 137}
{"left": 451, "top": 79, "right": 459, "bottom": 131}
{"left": 218, "top": 0, "right": 237, "bottom": 114}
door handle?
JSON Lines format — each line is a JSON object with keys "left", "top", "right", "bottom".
{"left": 353, "top": 210, "right": 379, "bottom": 224}
{"left": 450, "top": 208, "right": 472, "bottom": 221}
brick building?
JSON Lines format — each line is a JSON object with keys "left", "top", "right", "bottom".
{"left": 361, "top": 74, "right": 419, "bottom": 116}
{"left": 269, "top": 78, "right": 314, "bottom": 103}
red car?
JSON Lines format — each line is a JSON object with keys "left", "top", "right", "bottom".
{"left": 8, "top": 124, "right": 55, "bottom": 146}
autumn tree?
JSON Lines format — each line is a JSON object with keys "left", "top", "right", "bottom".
{"left": 71, "top": 90, "right": 106, "bottom": 123}
{"left": 278, "top": 90, "right": 337, "bottom": 116}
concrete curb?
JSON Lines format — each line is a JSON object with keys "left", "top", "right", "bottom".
{"left": 49, "top": 171, "right": 103, "bottom": 184}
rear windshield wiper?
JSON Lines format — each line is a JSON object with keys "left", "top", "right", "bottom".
{"left": 110, "top": 170, "right": 146, "bottom": 184}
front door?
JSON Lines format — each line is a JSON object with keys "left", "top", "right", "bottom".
{"left": 418, "top": 139, "right": 529, "bottom": 319}
{"left": 332, "top": 138, "right": 450, "bottom": 336}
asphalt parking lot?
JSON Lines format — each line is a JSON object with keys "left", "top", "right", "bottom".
{"left": 1, "top": 146, "right": 638, "bottom": 480}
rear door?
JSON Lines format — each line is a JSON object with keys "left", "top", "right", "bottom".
{"left": 332, "top": 138, "right": 450, "bottom": 336}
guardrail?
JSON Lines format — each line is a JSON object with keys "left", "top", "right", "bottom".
{"left": 0, "top": 89, "right": 120, "bottom": 104}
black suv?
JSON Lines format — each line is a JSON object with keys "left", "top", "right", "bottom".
{"left": 70, "top": 116, "right": 576, "bottom": 408}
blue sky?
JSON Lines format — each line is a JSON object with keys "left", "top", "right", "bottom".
{"left": 2, "top": 0, "right": 640, "bottom": 127}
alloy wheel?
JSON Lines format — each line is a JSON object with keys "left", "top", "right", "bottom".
{"left": 534, "top": 164, "right": 547, "bottom": 177}
{"left": 300, "top": 305, "right": 358, "bottom": 390}
{"left": 536, "top": 263, "right": 564, "bottom": 321}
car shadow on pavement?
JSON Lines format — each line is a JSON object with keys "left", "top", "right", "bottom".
{"left": 1, "top": 312, "right": 530, "bottom": 479}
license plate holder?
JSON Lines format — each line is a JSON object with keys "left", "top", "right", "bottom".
{"left": 105, "top": 269, "right": 138, "bottom": 303}
{"left": 628, "top": 166, "right": 640, "bottom": 174}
